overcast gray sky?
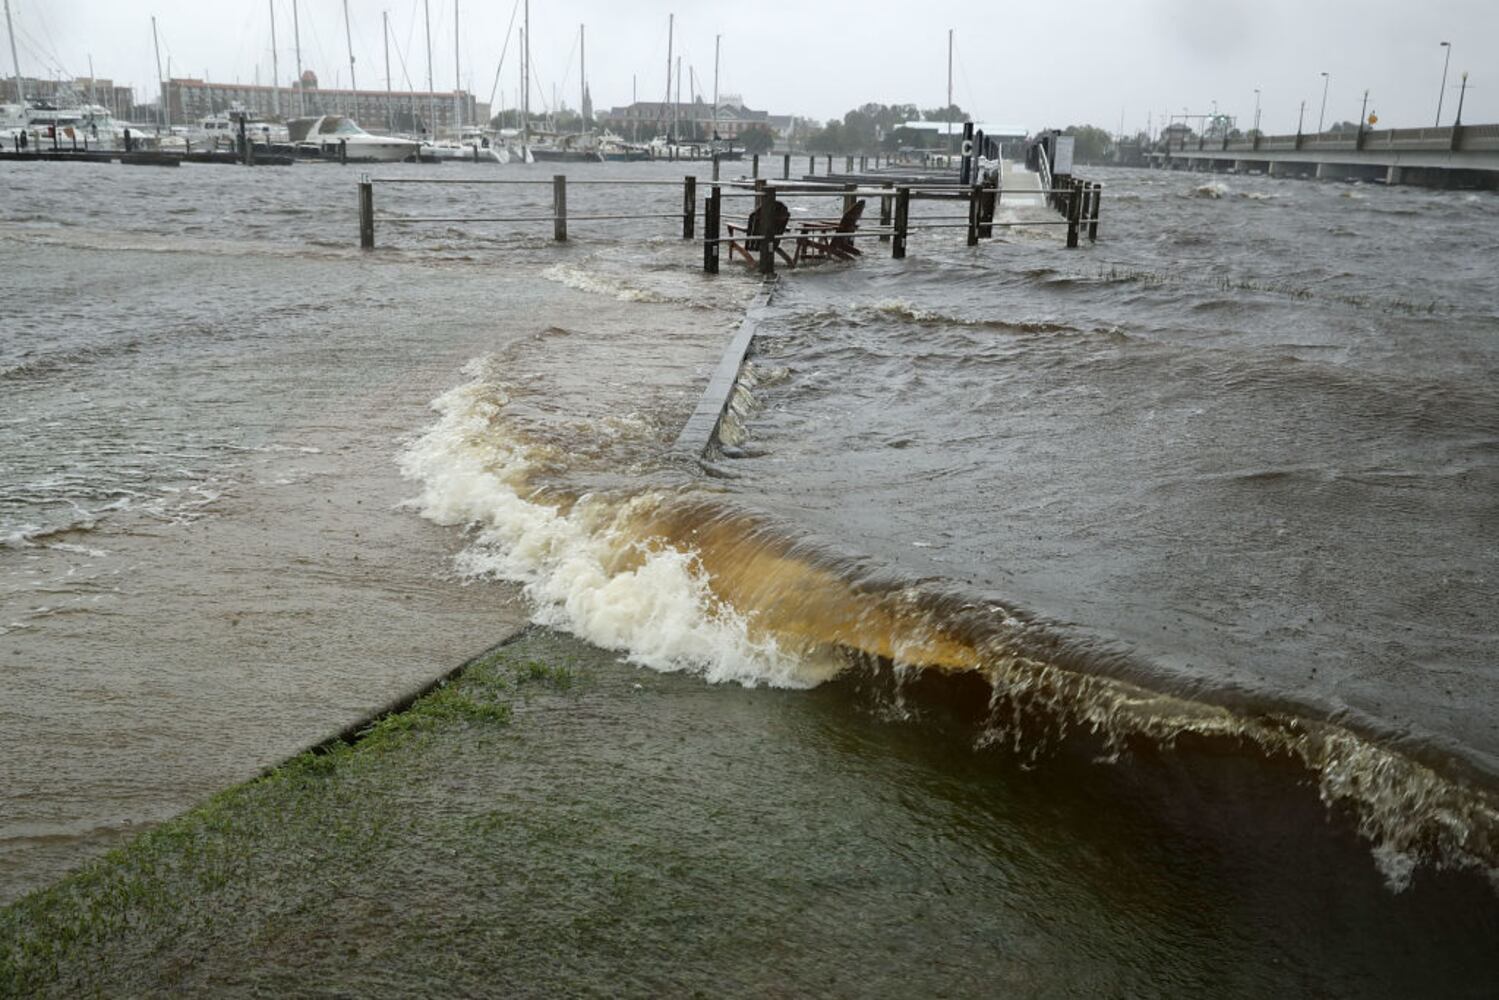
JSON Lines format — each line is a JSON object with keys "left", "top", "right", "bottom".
{"left": 8, "top": 0, "right": 1496, "bottom": 132}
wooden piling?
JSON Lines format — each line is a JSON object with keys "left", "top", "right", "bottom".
{"left": 758, "top": 185, "right": 777, "bottom": 275}
{"left": 1065, "top": 179, "right": 1080, "bottom": 248}
{"left": 966, "top": 185, "right": 980, "bottom": 246}
{"left": 358, "top": 180, "right": 375, "bottom": 250}
{"left": 808, "top": 155, "right": 814, "bottom": 176}
{"left": 892, "top": 186, "right": 910, "bottom": 259}
{"left": 752, "top": 153, "right": 759, "bottom": 178}
{"left": 979, "top": 176, "right": 997, "bottom": 238}
{"left": 703, "top": 185, "right": 721, "bottom": 274}
{"left": 782, "top": 153, "right": 790, "bottom": 180}
{"left": 1088, "top": 182, "right": 1101, "bottom": 242}
{"left": 339, "top": 138, "right": 348, "bottom": 165}
{"left": 553, "top": 174, "right": 568, "bottom": 241}
{"left": 843, "top": 183, "right": 856, "bottom": 217}
{"left": 845, "top": 155, "right": 853, "bottom": 172}
{"left": 826, "top": 154, "right": 832, "bottom": 174}
{"left": 683, "top": 175, "right": 696, "bottom": 238}
{"left": 711, "top": 155, "right": 720, "bottom": 181}
{"left": 879, "top": 182, "right": 893, "bottom": 243}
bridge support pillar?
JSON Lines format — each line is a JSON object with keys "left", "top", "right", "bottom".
{"left": 1385, "top": 165, "right": 1403, "bottom": 186}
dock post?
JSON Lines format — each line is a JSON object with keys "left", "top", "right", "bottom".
{"left": 553, "top": 174, "right": 568, "bottom": 241}
{"left": 782, "top": 153, "right": 790, "bottom": 179}
{"left": 683, "top": 175, "right": 696, "bottom": 238}
{"left": 704, "top": 184, "right": 721, "bottom": 274}
{"left": 845, "top": 155, "right": 853, "bottom": 172}
{"left": 339, "top": 138, "right": 348, "bottom": 165}
{"left": 808, "top": 155, "right": 814, "bottom": 176}
{"left": 892, "top": 186, "right": 910, "bottom": 259}
{"left": 826, "top": 154, "right": 833, "bottom": 174}
{"left": 758, "top": 185, "right": 777, "bottom": 276}
{"left": 879, "top": 182, "right": 893, "bottom": 243}
{"left": 966, "top": 185, "right": 980, "bottom": 246}
{"left": 979, "top": 176, "right": 997, "bottom": 238}
{"left": 1088, "top": 182, "right": 1101, "bottom": 242}
{"left": 752, "top": 154, "right": 759, "bottom": 178}
{"left": 843, "top": 183, "right": 856, "bottom": 217}
{"left": 358, "top": 179, "right": 375, "bottom": 250}
{"left": 1066, "top": 180, "right": 1081, "bottom": 248}
{"left": 711, "top": 154, "right": 720, "bottom": 181}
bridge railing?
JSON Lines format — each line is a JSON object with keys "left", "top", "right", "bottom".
{"left": 1150, "top": 122, "right": 1499, "bottom": 156}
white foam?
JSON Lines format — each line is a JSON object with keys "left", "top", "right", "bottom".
{"left": 398, "top": 370, "right": 831, "bottom": 689}
{"left": 541, "top": 262, "right": 671, "bottom": 303}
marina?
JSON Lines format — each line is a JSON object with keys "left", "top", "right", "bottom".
{"left": 3, "top": 0, "right": 1499, "bottom": 994}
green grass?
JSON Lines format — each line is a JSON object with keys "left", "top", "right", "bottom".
{"left": 0, "top": 633, "right": 581, "bottom": 998}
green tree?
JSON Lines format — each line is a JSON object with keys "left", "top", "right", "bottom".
{"left": 807, "top": 120, "right": 846, "bottom": 153}
{"left": 1062, "top": 124, "right": 1114, "bottom": 163}
{"left": 738, "top": 124, "right": 775, "bottom": 155}
{"left": 921, "top": 104, "right": 969, "bottom": 122}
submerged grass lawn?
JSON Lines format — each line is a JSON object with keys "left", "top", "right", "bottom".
{"left": 0, "top": 628, "right": 579, "bottom": 998}
{"left": 10, "top": 627, "right": 1499, "bottom": 999}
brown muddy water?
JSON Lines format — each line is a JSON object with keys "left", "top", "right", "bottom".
{"left": 2, "top": 158, "right": 1498, "bottom": 992}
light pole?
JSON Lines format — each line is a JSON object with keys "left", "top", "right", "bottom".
{"left": 1454, "top": 70, "right": 1468, "bottom": 126}
{"left": 1358, "top": 88, "right": 1369, "bottom": 137}
{"left": 1317, "top": 71, "right": 1330, "bottom": 133}
{"left": 1253, "top": 87, "right": 1261, "bottom": 135}
{"left": 1435, "top": 42, "right": 1451, "bottom": 126}
{"left": 1297, "top": 99, "right": 1305, "bottom": 135}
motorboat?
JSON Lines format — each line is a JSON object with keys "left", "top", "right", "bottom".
{"left": 287, "top": 115, "right": 425, "bottom": 162}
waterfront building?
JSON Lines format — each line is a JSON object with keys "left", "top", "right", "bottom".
{"left": 165, "top": 73, "right": 486, "bottom": 133}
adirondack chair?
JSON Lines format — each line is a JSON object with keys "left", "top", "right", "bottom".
{"left": 726, "top": 198, "right": 793, "bottom": 268}
{"left": 793, "top": 198, "right": 866, "bottom": 265}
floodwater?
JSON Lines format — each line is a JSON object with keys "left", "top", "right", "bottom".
{"left": 3, "top": 156, "right": 1499, "bottom": 988}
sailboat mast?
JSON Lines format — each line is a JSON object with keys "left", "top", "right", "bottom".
{"left": 453, "top": 0, "right": 461, "bottom": 131}
{"left": 383, "top": 9, "right": 392, "bottom": 131}
{"left": 675, "top": 56, "right": 681, "bottom": 139}
{"left": 342, "top": 0, "right": 357, "bottom": 119}
{"left": 269, "top": 0, "right": 280, "bottom": 118}
{"left": 712, "top": 34, "right": 719, "bottom": 139}
{"left": 88, "top": 54, "right": 96, "bottom": 105}
{"left": 946, "top": 27, "right": 953, "bottom": 144}
{"left": 664, "top": 13, "right": 672, "bottom": 141}
{"left": 151, "top": 15, "right": 166, "bottom": 132}
{"left": 521, "top": 0, "right": 529, "bottom": 147}
{"left": 579, "top": 23, "right": 585, "bottom": 129}
{"left": 4, "top": 0, "right": 21, "bottom": 108}
{"left": 292, "top": 0, "right": 304, "bottom": 116}
{"left": 423, "top": 0, "right": 434, "bottom": 134}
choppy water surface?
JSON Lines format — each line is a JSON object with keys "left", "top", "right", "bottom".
{"left": 4, "top": 157, "right": 1499, "bottom": 986}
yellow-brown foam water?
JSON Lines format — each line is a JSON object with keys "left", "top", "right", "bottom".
{"left": 400, "top": 359, "right": 1499, "bottom": 892}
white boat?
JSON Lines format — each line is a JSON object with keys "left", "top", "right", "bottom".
{"left": 422, "top": 136, "right": 506, "bottom": 163}
{"left": 188, "top": 108, "right": 290, "bottom": 150}
{"left": 287, "top": 115, "right": 424, "bottom": 162}
{"left": 1, "top": 100, "right": 158, "bottom": 151}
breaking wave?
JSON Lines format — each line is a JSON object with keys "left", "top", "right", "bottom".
{"left": 401, "top": 359, "right": 1499, "bottom": 893}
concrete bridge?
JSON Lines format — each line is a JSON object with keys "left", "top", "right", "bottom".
{"left": 1145, "top": 124, "right": 1499, "bottom": 188}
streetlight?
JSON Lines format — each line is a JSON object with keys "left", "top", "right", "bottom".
{"left": 1436, "top": 42, "right": 1452, "bottom": 126}
{"left": 1454, "top": 70, "right": 1469, "bottom": 126}
{"left": 1317, "top": 71, "right": 1330, "bottom": 133}
{"left": 1253, "top": 87, "right": 1261, "bottom": 135}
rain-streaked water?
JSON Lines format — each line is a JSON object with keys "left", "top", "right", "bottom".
{"left": 3, "top": 157, "right": 1498, "bottom": 986}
